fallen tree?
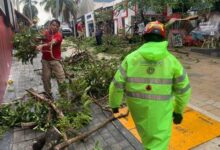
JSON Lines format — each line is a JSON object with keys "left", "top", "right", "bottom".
{"left": 26, "top": 89, "right": 68, "bottom": 150}
{"left": 27, "top": 88, "right": 128, "bottom": 150}
{"left": 2, "top": 49, "right": 122, "bottom": 149}
{"left": 54, "top": 112, "right": 129, "bottom": 150}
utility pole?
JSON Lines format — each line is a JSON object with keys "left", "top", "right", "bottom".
{"left": 56, "top": 0, "right": 59, "bottom": 19}
{"left": 29, "top": 0, "right": 32, "bottom": 20}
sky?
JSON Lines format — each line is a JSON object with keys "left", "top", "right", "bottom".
{"left": 20, "top": 0, "right": 117, "bottom": 25}
{"left": 20, "top": 0, "right": 52, "bottom": 25}
{"left": 35, "top": 1, "right": 53, "bottom": 25}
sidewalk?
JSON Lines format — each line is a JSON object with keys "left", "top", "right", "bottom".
{"left": 1, "top": 49, "right": 220, "bottom": 149}
{"left": 173, "top": 49, "right": 220, "bottom": 149}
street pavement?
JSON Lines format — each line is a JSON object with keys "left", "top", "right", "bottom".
{"left": 174, "top": 49, "right": 220, "bottom": 149}
{"left": 1, "top": 48, "right": 220, "bottom": 150}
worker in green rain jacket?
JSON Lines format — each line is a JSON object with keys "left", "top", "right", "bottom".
{"left": 109, "top": 21, "right": 191, "bottom": 150}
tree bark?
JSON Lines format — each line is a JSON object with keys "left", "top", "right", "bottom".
{"left": 54, "top": 112, "right": 129, "bottom": 150}
{"left": 26, "top": 89, "right": 64, "bottom": 118}
{"left": 26, "top": 88, "right": 68, "bottom": 150}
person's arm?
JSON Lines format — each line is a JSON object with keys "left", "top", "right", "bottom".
{"left": 36, "top": 43, "right": 49, "bottom": 51}
{"left": 172, "top": 59, "right": 191, "bottom": 124}
{"left": 42, "top": 32, "right": 62, "bottom": 48}
{"left": 51, "top": 32, "right": 62, "bottom": 45}
{"left": 36, "top": 30, "right": 48, "bottom": 51}
{"left": 109, "top": 58, "right": 127, "bottom": 113}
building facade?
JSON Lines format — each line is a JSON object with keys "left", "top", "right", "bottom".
{"left": 77, "top": 0, "right": 116, "bottom": 37}
{"left": 0, "top": 0, "right": 30, "bottom": 102}
{"left": 0, "top": 0, "right": 16, "bottom": 102}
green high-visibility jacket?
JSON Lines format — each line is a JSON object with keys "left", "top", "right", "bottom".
{"left": 109, "top": 41, "right": 191, "bottom": 150}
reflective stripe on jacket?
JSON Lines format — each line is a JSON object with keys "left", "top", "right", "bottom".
{"left": 109, "top": 41, "right": 191, "bottom": 150}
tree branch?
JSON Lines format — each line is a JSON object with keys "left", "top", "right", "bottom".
{"left": 26, "top": 88, "right": 68, "bottom": 150}
{"left": 54, "top": 112, "right": 129, "bottom": 150}
{"left": 26, "top": 88, "right": 64, "bottom": 118}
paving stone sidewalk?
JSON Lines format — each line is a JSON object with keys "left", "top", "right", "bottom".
{"left": 1, "top": 54, "right": 143, "bottom": 150}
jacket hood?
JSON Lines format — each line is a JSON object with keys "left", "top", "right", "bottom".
{"left": 138, "top": 41, "right": 169, "bottom": 61}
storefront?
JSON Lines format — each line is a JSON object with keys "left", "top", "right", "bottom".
{"left": 113, "top": 0, "right": 136, "bottom": 35}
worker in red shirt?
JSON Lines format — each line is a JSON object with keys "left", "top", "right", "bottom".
{"left": 36, "top": 19, "right": 66, "bottom": 98}
{"left": 77, "top": 21, "right": 84, "bottom": 39}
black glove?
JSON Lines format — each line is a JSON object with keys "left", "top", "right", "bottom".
{"left": 112, "top": 108, "right": 119, "bottom": 113}
{"left": 173, "top": 112, "right": 183, "bottom": 124}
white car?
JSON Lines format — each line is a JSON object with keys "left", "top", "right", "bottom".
{"left": 60, "top": 24, "right": 73, "bottom": 37}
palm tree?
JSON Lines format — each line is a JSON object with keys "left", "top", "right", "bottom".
{"left": 21, "top": 0, "right": 38, "bottom": 20}
{"left": 40, "top": 0, "right": 78, "bottom": 36}
{"left": 40, "top": 0, "right": 78, "bottom": 23}
{"left": 40, "top": 0, "right": 56, "bottom": 17}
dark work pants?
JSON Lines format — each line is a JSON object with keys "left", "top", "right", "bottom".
{"left": 96, "top": 35, "right": 102, "bottom": 45}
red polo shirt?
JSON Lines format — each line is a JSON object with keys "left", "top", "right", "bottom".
{"left": 42, "top": 30, "right": 63, "bottom": 61}
{"left": 77, "top": 23, "right": 83, "bottom": 32}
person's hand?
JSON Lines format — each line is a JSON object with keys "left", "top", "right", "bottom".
{"left": 112, "top": 107, "right": 129, "bottom": 118}
{"left": 112, "top": 107, "right": 120, "bottom": 118}
{"left": 50, "top": 39, "right": 56, "bottom": 45}
{"left": 36, "top": 45, "right": 44, "bottom": 51}
{"left": 173, "top": 112, "right": 183, "bottom": 124}
{"left": 112, "top": 108, "right": 119, "bottom": 113}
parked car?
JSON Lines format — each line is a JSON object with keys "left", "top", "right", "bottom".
{"left": 60, "top": 23, "right": 73, "bottom": 37}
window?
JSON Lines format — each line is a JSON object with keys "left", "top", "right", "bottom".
{"left": 9, "top": 0, "right": 16, "bottom": 28}
{"left": 0, "top": 0, "right": 5, "bottom": 14}
{"left": 4, "top": 0, "right": 15, "bottom": 28}
{"left": 87, "top": 14, "right": 91, "bottom": 20}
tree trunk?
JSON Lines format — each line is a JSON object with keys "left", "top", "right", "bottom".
{"left": 54, "top": 112, "right": 129, "bottom": 150}
{"left": 26, "top": 88, "right": 68, "bottom": 150}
